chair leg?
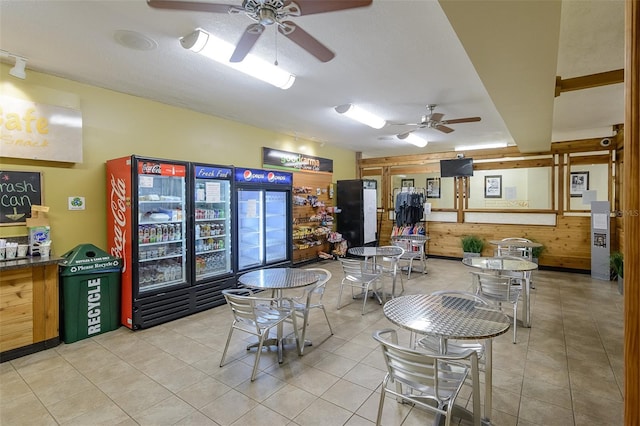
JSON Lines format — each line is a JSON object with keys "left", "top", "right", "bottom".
{"left": 299, "top": 309, "right": 310, "bottom": 355}
{"left": 512, "top": 304, "right": 518, "bottom": 344}
{"left": 219, "top": 326, "right": 235, "bottom": 367}
{"left": 320, "top": 305, "right": 333, "bottom": 335}
{"left": 337, "top": 284, "right": 344, "bottom": 310}
{"left": 362, "top": 285, "right": 369, "bottom": 315}
{"left": 376, "top": 383, "right": 387, "bottom": 426}
{"left": 251, "top": 334, "right": 267, "bottom": 381}
{"left": 407, "top": 258, "right": 413, "bottom": 280}
{"left": 290, "top": 310, "right": 302, "bottom": 356}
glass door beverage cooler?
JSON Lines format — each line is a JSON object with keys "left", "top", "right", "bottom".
{"left": 234, "top": 168, "right": 293, "bottom": 273}
{"left": 191, "top": 164, "right": 235, "bottom": 309}
{"left": 107, "top": 155, "right": 190, "bottom": 330}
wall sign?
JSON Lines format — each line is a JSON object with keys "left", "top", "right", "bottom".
{"left": 262, "top": 147, "right": 333, "bottom": 173}
{"left": 0, "top": 170, "right": 42, "bottom": 225}
{"left": 0, "top": 95, "right": 83, "bottom": 163}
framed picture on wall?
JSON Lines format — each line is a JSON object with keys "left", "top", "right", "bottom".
{"left": 484, "top": 175, "right": 502, "bottom": 198}
{"left": 570, "top": 171, "right": 589, "bottom": 197}
{"left": 426, "top": 177, "right": 440, "bottom": 198}
{"left": 401, "top": 179, "right": 414, "bottom": 188}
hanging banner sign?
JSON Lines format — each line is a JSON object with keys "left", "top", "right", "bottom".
{"left": 262, "top": 147, "right": 333, "bottom": 173}
{"left": 0, "top": 95, "right": 83, "bottom": 163}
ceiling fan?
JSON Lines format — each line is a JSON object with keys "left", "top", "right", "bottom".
{"left": 392, "top": 104, "right": 481, "bottom": 139}
{"left": 147, "top": 0, "right": 372, "bottom": 63}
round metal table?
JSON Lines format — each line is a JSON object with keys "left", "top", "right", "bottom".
{"left": 238, "top": 268, "right": 320, "bottom": 361}
{"left": 384, "top": 293, "right": 510, "bottom": 425}
{"left": 348, "top": 246, "right": 404, "bottom": 298}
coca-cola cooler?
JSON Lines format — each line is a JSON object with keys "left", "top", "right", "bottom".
{"left": 107, "top": 155, "right": 191, "bottom": 329}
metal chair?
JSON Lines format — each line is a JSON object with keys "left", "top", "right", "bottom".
{"left": 471, "top": 271, "right": 521, "bottom": 343}
{"left": 495, "top": 237, "right": 535, "bottom": 289}
{"left": 289, "top": 268, "right": 333, "bottom": 354}
{"left": 394, "top": 237, "right": 428, "bottom": 279}
{"left": 338, "top": 258, "right": 383, "bottom": 314}
{"left": 372, "top": 328, "right": 481, "bottom": 426}
{"left": 495, "top": 237, "right": 533, "bottom": 260}
{"left": 220, "top": 288, "right": 301, "bottom": 381}
{"left": 378, "top": 246, "right": 405, "bottom": 298}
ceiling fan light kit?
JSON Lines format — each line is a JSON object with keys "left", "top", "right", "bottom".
{"left": 334, "top": 104, "right": 386, "bottom": 129}
{"left": 180, "top": 28, "right": 295, "bottom": 89}
{"left": 149, "top": 0, "right": 372, "bottom": 63}
{"left": 397, "top": 132, "right": 428, "bottom": 148}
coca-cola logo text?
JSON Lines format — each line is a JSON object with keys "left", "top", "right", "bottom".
{"left": 141, "top": 162, "right": 161, "bottom": 174}
{"left": 109, "top": 174, "right": 127, "bottom": 273}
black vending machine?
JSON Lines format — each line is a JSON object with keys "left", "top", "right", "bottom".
{"left": 336, "top": 179, "right": 378, "bottom": 248}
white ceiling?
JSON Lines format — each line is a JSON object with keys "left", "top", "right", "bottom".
{"left": 0, "top": 0, "right": 625, "bottom": 158}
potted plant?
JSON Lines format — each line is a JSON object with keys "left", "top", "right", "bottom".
{"left": 610, "top": 251, "right": 623, "bottom": 294}
{"left": 461, "top": 235, "right": 484, "bottom": 258}
{"left": 529, "top": 238, "right": 545, "bottom": 264}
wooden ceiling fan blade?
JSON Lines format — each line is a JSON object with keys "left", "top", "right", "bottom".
{"left": 434, "top": 125, "right": 455, "bottom": 133}
{"left": 442, "top": 117, "right": 481, "bottom": 125}
{"left": 278, "top": 21, "right": 335, "bottom": 62}
{"left": 230, "top": 24, "right": 265, "bottom": 62}
{"left": 147, "top": 0, "right": 237, "bottom": 13}
{"left": 290, "top": 0, "right": 372, "bottom": 16}
{"left": 429, "top": 113, "right": 444, "bottom": 122}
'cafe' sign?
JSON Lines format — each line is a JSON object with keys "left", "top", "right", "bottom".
{"left": 0, "top": 95, "right": 83, "bottom": 163}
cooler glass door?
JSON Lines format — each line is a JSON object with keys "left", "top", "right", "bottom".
{"left": 194, "top": 177, "right": 232, "bottom": 281}
{"left": 265, "top": 190, "right": 288, "bottom": 264}
{"left": 137, "top": 170, "right": 187, "bottom": 294}
{"left": 237, "top": 189, "right": 264, "bottom": 270}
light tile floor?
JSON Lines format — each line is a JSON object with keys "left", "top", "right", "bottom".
{"left": 0, "top": 258, "right": 624, "bottom": 425}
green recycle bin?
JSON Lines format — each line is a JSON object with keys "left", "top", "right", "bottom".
{"left": 59, "top": 244, "right": 122, "bottom": 344}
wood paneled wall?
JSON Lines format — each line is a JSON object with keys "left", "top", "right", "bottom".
{"left": 379, "top": 216, "right": 592, "bottom": 269}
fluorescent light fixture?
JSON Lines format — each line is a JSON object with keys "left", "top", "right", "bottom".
{"left": 334, "top": 104, "right": 386, "bottom": 129}
{"left": 396, "top": 132, "right": 428, "bottom": 148}
{"left": 455, "top": 142, "right": 508, "bottom": 151}
{"left": 180, "top": 28, "right": 295, "bottom": 90}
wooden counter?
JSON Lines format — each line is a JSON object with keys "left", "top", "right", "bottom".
{"left": 1, "top": 256, "right": 62, "bottom": 362}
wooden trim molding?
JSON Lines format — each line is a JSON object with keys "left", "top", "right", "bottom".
{"left": 624, "top": 0, "right": 640, "bottom": 423}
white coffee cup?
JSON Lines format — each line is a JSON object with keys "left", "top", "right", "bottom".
{"left": 40, "top": 245, "right": 51, "bottom": 257}
{"left": 6, "top": 245, "right": 17, "bottom": 259}
{"left": 17, "top": 244, "right": 29, "bottom": 257}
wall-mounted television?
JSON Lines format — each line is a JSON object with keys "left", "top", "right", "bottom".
{"left": 440, "top": 158, "right": 474, "bottom": 177}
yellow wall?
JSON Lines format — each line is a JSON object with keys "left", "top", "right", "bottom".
{"left": 0, "top": 64, "right": 356, "bottom": 254}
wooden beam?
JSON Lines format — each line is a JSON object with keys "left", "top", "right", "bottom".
{"left": 555, "top": 69, "right": 624, "bottom": 97}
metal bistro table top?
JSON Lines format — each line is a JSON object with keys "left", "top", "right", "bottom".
{"left": 238, "top": 268, "right": 319, "bottom": 291}
{"left": 348, "top": 246, "right": 404, "bottom": 257}
{"left": 462, "top": 256, "right": 538, "bottom": 272}
{"left": 384, "top": 293, "right": 510, "bottom": 341}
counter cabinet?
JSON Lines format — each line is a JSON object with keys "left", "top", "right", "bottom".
{"left": 1, "top": 257, "right": 61, "bottom": 362}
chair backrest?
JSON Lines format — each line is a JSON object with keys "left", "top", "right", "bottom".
{"left": 497, "top": 237, "right": 532, "bottom": 260}
{"left": 340, "top": 258, "right": 366, "bottom": 276}
{"left": 372, "top": 329, "right": 473, "bottom": 401}
{"left": 303, "top": 268, "right": 332, "bottom": 296}
{"left": 471, "top": 271, "right": 518, "bottom": 301}
{"left": 222, "top": 288, "right": 261, "bottom": 330}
